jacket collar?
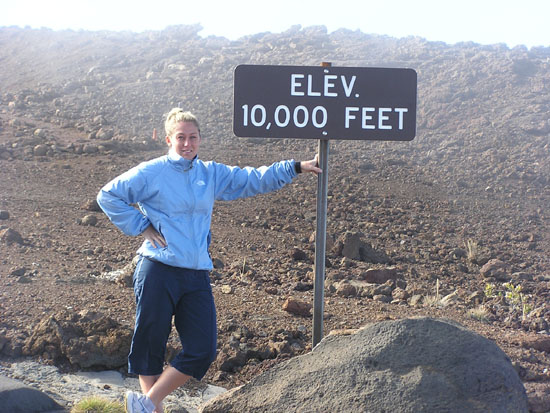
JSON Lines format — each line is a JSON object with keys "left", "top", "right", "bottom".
{"left": 167, "top": 149, "right": 198, "bottom": 171}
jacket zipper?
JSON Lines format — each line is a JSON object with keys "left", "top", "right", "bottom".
{"left": 185, "top": 169, "right": 198, "bottom": 269}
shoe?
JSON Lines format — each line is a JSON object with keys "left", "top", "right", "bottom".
{"left": 125, "top": 390, "right": 156, "bottom": 413}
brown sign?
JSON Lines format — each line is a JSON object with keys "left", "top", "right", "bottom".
{"left": 233, "top": 64, "right": 417, "bottom": 140}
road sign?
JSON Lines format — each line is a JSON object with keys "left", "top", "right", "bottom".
{"left": 233, "top": 64, "right": 417, "bottom": 141}
{"left": 233, "top": 63, "right": 417, "bottom": 347}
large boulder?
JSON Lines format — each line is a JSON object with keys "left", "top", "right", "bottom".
{"left": 200, "top": 318, "right": 527, "bottom": 412}
{"left": 23, "top": 310, "right": 132, "bottom": 369}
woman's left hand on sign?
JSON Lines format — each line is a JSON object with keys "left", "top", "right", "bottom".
{"left": 301, "top": 154, "right": 323, "bottom": 175}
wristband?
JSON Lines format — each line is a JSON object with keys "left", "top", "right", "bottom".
{"left": 294, "top": 161, "right": 302, "bottom": 174}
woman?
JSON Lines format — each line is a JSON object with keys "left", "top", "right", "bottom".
{"left": 97, "top": 108, "right": 321, "bottom": 413}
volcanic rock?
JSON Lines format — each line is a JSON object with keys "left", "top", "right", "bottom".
{"left": 79, "top": 214, "right": 98, "bottom": 226}
{"left": 0, "top": 227, "right": 24, "bottom": 245}
{"left": 0, "top": 375, "right": 63, "bottom": 413}
{"left": 362, "top": 267, "right": 398, "bottom": 284}
{"left": 480, "top": 259, "right": 509, "bottom": 281}
{"left": 335, "top": 231, "right": 363, "bottom": 260}
{"left": 520, "top": 335, "right": 550, "bottom": 353}
{"left": 334, "top": 231, "right": 390, "bottom": 264}
{"left": 81, "top": 199, "right": 101, "bottom": 212}
{"left": 33, "top": 144, "right": 48, "bottom": 156}
{"left": 200, "top": 318, "right": 528, "bottom": 412}
{"left": 290, "top": 247, "right": 308, "bottom": 261}
{"left": 282, "top": 298, "right": 311, "bottom": 317}
{"left": 23, "top": 310, "right": 132, "bottom": 369}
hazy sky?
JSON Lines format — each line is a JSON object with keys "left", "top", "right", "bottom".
{"left": 1, "top": 0, "right": 548, "bottom": 48}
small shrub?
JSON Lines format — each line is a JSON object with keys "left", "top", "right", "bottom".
{"left": 503, "top": 282, "right": 532, "bottom": 320}
{"left": 504, "top": 282, "right": 523, "bottom": 307}
{"left": 71, "top": 396, "right": 124, "bottom": 413}
{"left": 484, "top": 281, "right": 532, "bottom": 321}
{"left": 484, "top": 282, "right": 503, "bottom": 299}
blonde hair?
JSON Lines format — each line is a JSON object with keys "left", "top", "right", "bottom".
{"left": 164, "top": 108, "right": 200, "bottom": 136}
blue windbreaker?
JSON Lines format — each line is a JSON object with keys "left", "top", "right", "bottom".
{"left": 97, "top": 150, "right": 298, "bottom": 270}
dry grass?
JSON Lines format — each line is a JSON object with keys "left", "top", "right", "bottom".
{"left": 423, "top": 279, "right": 442, "bottom": 308}
{"left": 465, "top": 239, "right": 479, "bottom": 262}
{"left": 71, "top": 397, "right": 124, "bottom": 413}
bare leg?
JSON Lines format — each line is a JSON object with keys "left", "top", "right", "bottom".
{"left": 146, "top": 366, "right": 191, "bottom": 410}
{"left": 139, "top": 374, "right": 160, "bottom": 393}
{"left": 139, "top": 375, "right": 163, "bottom": 413}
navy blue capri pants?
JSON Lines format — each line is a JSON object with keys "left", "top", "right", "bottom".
{"left": 128, "top": 256, "right": 217, "bottom": 380}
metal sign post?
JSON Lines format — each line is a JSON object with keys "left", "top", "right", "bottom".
{"left": 313, "top": 135, "right": 329, "bottom": 346}
{"left": 232, "top": 62, "right": 417, "bottom": 349}
{"left": 312, "top": 62, "right": 331, "bottom": 347}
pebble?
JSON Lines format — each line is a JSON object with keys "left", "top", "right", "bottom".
{"left": 80, "top": 214, "right": 98, "bottom": 226}
{"left": 33, "top": 144, "right": 48, "bottom": 156}
{"left": 282, "top": 298, "right": 311, "bottom": 317}
{"left": 0, "top": 227, "right": 24, "bottom": 245}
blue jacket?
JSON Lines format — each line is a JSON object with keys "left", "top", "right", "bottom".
{"left": 97, "top": 150, "right": 298, "bottom": 270}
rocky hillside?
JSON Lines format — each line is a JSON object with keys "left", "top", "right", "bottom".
{"left": 2, "top": 24, "right": 549, "bottom": 201}
{"left": 1, "top": 23, "right": 549, "bottom": 282}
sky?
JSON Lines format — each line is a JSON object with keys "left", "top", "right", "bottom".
{"left": 1, "top": 0, "right": 548, "bottom": 49}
